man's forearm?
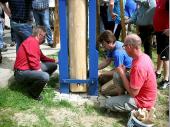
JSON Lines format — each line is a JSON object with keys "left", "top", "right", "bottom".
{"left": 98, "top": 59, "right": 111, "bottom": 70}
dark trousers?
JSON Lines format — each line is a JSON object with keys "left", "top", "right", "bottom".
{"left": 100, "top": 5, "right": 121, "bottom": 40}
{"left": 138, "top": 25, "right": 154, "bottom": 58}
{"left": 14, "top": 62, "right": 57, "bottom": 97}
{"left": 0, "top": 51, "right": 2, "bottom": 63}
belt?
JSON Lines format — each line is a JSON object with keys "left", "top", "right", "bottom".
{"left": 12, "top": 19, "right": 28, "bottom": 23}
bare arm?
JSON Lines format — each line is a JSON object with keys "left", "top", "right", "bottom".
{"left": 109, "top": 0, "right": 117, "bottom": 20}
{"left": 0, "top": 2, "right": 11, "bottom": 17}
{"left": 116, "top": 65, "right": 139, "bottom": 97}
{"left": 98, "top": 57, "right": 112, "bottom": 70}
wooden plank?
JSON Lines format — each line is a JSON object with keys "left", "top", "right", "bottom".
{"left": 53, "top": 0, "right": 60, "bottom": 47}
{"left": 68, "top": 0, "right": 87, "bottom": 92}
{"left": 96, "top": 0, "right": 100, "bottom": 36}
{"left": 119, "top": 0, "right": 126, "bottom": 41}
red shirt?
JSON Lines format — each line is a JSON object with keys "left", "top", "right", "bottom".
{"left": 130, "top": 53, "right": 157, "bottom": 109}
{"left": 153, "top": 0, "right": 169, "bottom": 32}
{"left": 14, "top": 36, "right": 55, "bottom": 70}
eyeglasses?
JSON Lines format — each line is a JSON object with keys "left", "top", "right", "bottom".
{"left": 39, "top": 33, "right": 46, "bottom": 38}
{"left": 122, "top": 44, "right": 128, "bottom": 49}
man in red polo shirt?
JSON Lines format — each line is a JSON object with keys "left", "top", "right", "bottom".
{"left": 14, "top": 26, "right": 57, "bottom": 101}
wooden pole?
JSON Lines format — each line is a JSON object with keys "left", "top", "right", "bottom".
{"left": 53, "top": 0, "right": 60, "bottom": 47}
{"left": 69, "top": 0, "right": 87, "bottom": 92}
{"left": 96, "top": 0, "right": 100, "bottom": 37}
{"left": 119, "top": 0, "right": 126, "bottom": 41}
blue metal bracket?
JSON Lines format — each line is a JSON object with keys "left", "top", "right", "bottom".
{"left": 58, "top": 0, "right": 98, "bottom": 96}
{"left": 60, "top": 79, "right": 96, "bottom": 85}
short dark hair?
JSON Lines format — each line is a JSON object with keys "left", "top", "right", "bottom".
{"left": 97, "top": 30, "right": 116, "bottom": 45}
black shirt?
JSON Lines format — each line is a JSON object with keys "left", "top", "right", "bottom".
{"left": 1, "top": 0, "right": 33, "bottom": 21}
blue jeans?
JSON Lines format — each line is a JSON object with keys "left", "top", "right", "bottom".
{"left": 33, "top": 9, "right": 53, "bottom": 44}
{"left": 10, "top": 20, "right": 32, "bottom": 51}
{"left": 0, "top": 20, "right": 4, "bottom": 49}
{"left": 14, "top": 62, "right": 57, "bottom": 97}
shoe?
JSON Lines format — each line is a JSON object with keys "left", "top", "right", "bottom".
{"left": 48, "top": 43, "right": 54, "bottom": 48}
{"left": 0, "top": 54, "right": 2, "bottom": 64}
{"left": 28, "top": 91, "right": 43, "bottom": 101}
{"left": 0, "top": 47, "right": 8, "bottom": 52}
{"left": 155, "top": 72, "right": 161, "bottom": 79}
{"left": 4, "top": 25, "right": 10, "bottom": 30}
{"left": 159, "top": 80, "right": 170, "bottom": 89}
{"left": 33, "top": 95, "right": 43, "bottom": 101}
{"left": 3, "top": 44, "right": 7, "bottom": 48}
{"left": 31, "top": 95, "right": 43, "bottom": 101}
{"left": 10, "top": 42, "right": 15, "bottom": 47}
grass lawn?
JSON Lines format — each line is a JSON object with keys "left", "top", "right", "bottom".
{"left": 0, "top": 49, "right": 169, "bottom": 127}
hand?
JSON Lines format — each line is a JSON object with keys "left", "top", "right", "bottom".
{"left": 111, "top": 13, "right": 118, "bottom": 20}
{"left": 98, "top": 70, "right": 102, "bottom": 76}
{"left": 116, "top": 64, "right": 126, "bottom": 75}
{"left": 37, "top": 69, "right": 42, "bottom": 71}
{"left": 55, "top": 60, "right": 58, "bottom": 64}
{"left": 163, "top": 29, "right": 169, "bottom": 37}
{"left": 125, "top": 19, "right": 130, "bottom": 24}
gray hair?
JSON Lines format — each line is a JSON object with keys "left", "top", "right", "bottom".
{"left": 32, "top": 26, "right": 46, "bottom": 37}
{"left": 124, "top": 34, "right": 142, "bottom": 48}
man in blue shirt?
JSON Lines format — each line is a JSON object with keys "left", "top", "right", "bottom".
{"left": 0, "top": 0, "right": 33, "bottom": 51}
{"left": 98, "top": 30, "right": 132, "bottom": 96}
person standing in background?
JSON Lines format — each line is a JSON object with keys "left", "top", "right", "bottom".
{"left": 0, "top": 5, "right": 7, "bottom": 52}
{"left": 108, "top": 0, "right": 126, "bottom": 40}
{"left": 153, "top": 0, "right": 169, "bottom": 89}
{"left": 125, "top": 0, "right": 156, "bottom": 59}
{"left": 32, "top": 0, "right": 54, "bottom": 48}
{"left": 0, "top": 0, "right": 33, "bottom": 51}
{"left": 124, "top": 0, "right": 137, "bottom": 34}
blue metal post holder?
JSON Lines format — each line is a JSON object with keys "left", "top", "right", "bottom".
{"left": 58, "top": 0, "right": 98, "bottom": 95}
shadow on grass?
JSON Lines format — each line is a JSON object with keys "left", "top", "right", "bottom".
{"left": 8, "top": 74, "right": 60, "bottom": 99}
{"left": 95, "top": 106, "right": 129, "bottom": 126}
{"left": 83, "top": 103, "right": 129, "bottom": 126}
{"left": 8, "top": 78, "right": 32, "bottom": 99}
{"left": 47, "top": 74, "right": 59, "bottom": 89}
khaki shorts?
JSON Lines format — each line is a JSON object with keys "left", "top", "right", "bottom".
{"left": 101, "top": 72, "right": 129, "bottom": 96}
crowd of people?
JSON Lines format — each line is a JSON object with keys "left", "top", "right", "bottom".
{"left": 0, "top": 0, "right": 54, "bottom": 57}
{"left": 0, "top": 0, "right": 169, "bottom": 115}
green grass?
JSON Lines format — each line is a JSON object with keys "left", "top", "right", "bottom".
{"left": 0, "top": 46, "right": 169, "bottom": 127}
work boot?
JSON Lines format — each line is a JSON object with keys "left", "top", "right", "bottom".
{"left": 0, "top": 51, "right": 2, "bottom": 63}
